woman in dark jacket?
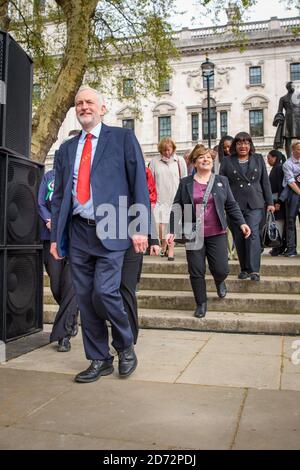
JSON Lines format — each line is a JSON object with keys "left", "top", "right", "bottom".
{"left": 219, "top": 132, "right": 275, "bottom": 281}
{"left": 267, "top": 149, "right": 287, "bottom": 255}
{"left": 214, "top": 135, "right": 233, "bottom": 174}
{"left": 167, "top": 145, "right": 250, "bottom": 319}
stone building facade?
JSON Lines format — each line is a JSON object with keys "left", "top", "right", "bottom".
{"left": 48, "top": 12, "right": 300, "bottom": 167}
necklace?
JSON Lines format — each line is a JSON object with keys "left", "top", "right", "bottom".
{"left": 194, "top": 174, "right": 210, "bottom": 184}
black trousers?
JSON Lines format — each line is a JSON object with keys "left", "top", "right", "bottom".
{"left": 43, "top": 241, "right": 79, "bottom": 342}
{"left": 286, "top": 191, "right": 300, "bottom": 252}
{"left": 231, "top": 208, "right": 263, "bottom": 274}
{"left": 120, "top": 246, "right": 143, "bottom": 344}
{"left": 186, "top": 233, "right": 229, "bottom": 305}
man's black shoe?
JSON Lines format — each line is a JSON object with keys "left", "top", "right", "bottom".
{"left": 194, "top": 303, "right": 207, "bottom": 318}
{"left": 71, "top": 323, "right": 79, "bottom": 337}
{"left": 58, "top": 337, "right": 71, "bottom": 352}
{"left": 216, "top": 281, "right": 227, "bottom": 299}
{"left": 238, "top": 271, "right": 250, "bottom": 280}
{"left": 118, "top": 345, "right": 137, "bottom": 378}
{"left": 250, "top": 273, "right": 260, "bottom": 282}
{"left": 75, "top": 360, "right": 114, "bottom": 383}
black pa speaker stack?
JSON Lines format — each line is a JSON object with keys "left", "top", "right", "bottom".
{"left": 0, "top": 31, "right": 44, "bottom": 342}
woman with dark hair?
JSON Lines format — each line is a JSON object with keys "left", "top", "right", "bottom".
{"left": 214, "top": 135, "right": 233, "bottom": 174}
{"left": 219, "top": 132, "right": 275, "bottom": 281}
{"left": 267, "top": 149, "right": 287, "bottom": 256}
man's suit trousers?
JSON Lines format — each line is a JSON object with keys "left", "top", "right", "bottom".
{"left": 69, "top": 217, "right": 134, "bottom": 361}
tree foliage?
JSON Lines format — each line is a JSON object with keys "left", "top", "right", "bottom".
{"left": 0, "top": 0, "right": 178, "bottom": 162}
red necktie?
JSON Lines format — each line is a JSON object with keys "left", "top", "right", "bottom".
{"left": 77, "top": 133, "right": 92, "bottom": 204}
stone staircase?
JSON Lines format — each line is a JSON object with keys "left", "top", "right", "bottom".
{"left": 43, "top": 247, "right": 300, "bottom": 335}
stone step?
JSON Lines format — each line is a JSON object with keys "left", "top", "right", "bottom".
{"left": 142, "top": 258, "right": 300, "bottom": 277}
{"left": 43, "top": 286, "right": 300, "bottom": 314}
{"left": 43, "top": 273, "right": 300, "bottom": 296}
{"left": 139, "top": 274, "right": 300, "bottom": 295}
{"left": 136, "top": 290, "right": 300, "bottom": 315}
{"left": 42, "top": 305, "right": 300, "bottom": 336}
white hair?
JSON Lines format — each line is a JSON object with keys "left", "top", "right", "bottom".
{"left": 75, "top": 86, "right": 105, "bottom": 107}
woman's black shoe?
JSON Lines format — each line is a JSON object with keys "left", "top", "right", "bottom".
{"left": 238, "top": 271, "right": 250, "bottom": 280}
{"left": 216, "top": 281, "right": 227, "bottom": 298}
{"left": 194, "top": 303, "right": 207, "bottom": 318}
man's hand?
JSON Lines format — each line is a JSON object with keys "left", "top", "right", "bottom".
{"left": 132, "top": 234, "right": 148, "bottom": 253}
{"left": 46, "top": 219, "right": 51, "bottom": 230}
{"left": 50, "top": 242, "right": 64, "bottom": 260}
{"left": 150, "top": 245, "right": 160, "bottom": 256}
{"left": 266, "top": 205, "right": 275, "bottom": 213}
{"left": 166, "top": 234, "right": 175, "bottom": 245}
{"left": 240, "top": 224, "right": 251, "bottom": 239}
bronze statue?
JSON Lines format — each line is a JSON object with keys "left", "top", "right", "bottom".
{"left": 273, "top": 81, "right": 300, "bottom": 158}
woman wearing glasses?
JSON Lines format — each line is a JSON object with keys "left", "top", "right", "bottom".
{"left": 220, "top": 132, "right": 274, "bottom": 281}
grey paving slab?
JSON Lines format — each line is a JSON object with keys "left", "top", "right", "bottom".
{"left": 281, "top": 373, "right": 300, "bottom": 391}
{"left": 0, "top": 426, "right": 169, "bottom": 450}
{"left": 6, "top": 374, "right": 244, "bottom": 450}
{"left": 233, "top": 389, "right": 300, "bottom": 449}
{"left": 133, "top": 331, "right": 208, "bottom": 383}
{"left": 0, "top": 368, "right": 71, "bottom": 427}
{"left": 198, "top": 332, "right": 282, "bottom": 356}
{"left": 0, "top": 331, "right": 88, "bottom": 375}
{"left": 138, "top": 328, "right": 212, "bottom": 342}
{"left": 3, "top": 328, "right": 210, "bottom": 384}
{"left": 281, "top": 337, "right": 300, "bottom": 379}
{"left": 177, "top": 351, "right": 281, "bottom": 389}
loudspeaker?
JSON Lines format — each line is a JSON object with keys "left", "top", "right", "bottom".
{"left": 0, "top": 151, "right": 44, "bottom": 342}
{"left": 0, "top": 30, "right": 33, "bottom": 157}
{"left": 0, "top": 247, "right": 43, "bottom": 342}
{"left": 0, "top": 150, "right": 43, "bottom": 246}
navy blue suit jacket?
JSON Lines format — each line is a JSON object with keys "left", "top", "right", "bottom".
{"left": 51, "top": 124, "right": 150, "bottom": 256}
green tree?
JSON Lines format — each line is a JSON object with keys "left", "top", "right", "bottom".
{"left": 0, "top": 0, "right": 178, "bottom": 162}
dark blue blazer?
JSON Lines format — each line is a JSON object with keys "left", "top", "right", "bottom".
{"left": 51, "top": 124, "right": 150, "bottom": 256}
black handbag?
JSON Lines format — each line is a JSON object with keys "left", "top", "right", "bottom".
{"left": 261, "top": 211, "right": 282, "bottom": 248}
{"left": 174, "top": 174, "right": 215, "bottom": 244}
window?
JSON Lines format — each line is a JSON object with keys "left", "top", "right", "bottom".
{"left": 203, "top": 75, "right": 214, "bottom": 90}
{"left": 158, "top": 116, "right": 171, "bottom": 141}
{"left": 122, "top": 119, "right": 134, "bottom": 131}
{"left": 191, "top": 114, "right": 199, "bottom": 141}
{"left": 122, "top": 79, "right": 134, "bottom": 97}
{"left": 159, "top": 78, "right": 170, "bottom": 93}
{"left": 220, "top": 111, "right": 228, "bottom": 137}
{"left": 290, "top": 63, "right": 300, "bottom": 81}
{"left": 249, "top": 110, "right": 264, "bottom": 137}
{"left": 202, "top": 108, "right": 217, "bottom": 140}
{"left": 249, "top": 66, "right": 262, "bottom": 85}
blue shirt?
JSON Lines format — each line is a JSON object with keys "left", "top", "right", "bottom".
{"left": 282, "top": 155, "right": 300, "bottom": 187}
{"left": 72, "top": 121, "right": 102, "bottom": 219}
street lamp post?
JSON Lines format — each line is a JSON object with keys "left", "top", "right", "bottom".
{"left": 201, "top": 57, "right": 215, "bottom": 148}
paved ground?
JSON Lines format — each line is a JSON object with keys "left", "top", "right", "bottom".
{"left": 1, "top": 326, "right": 300, "bottom": 450}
